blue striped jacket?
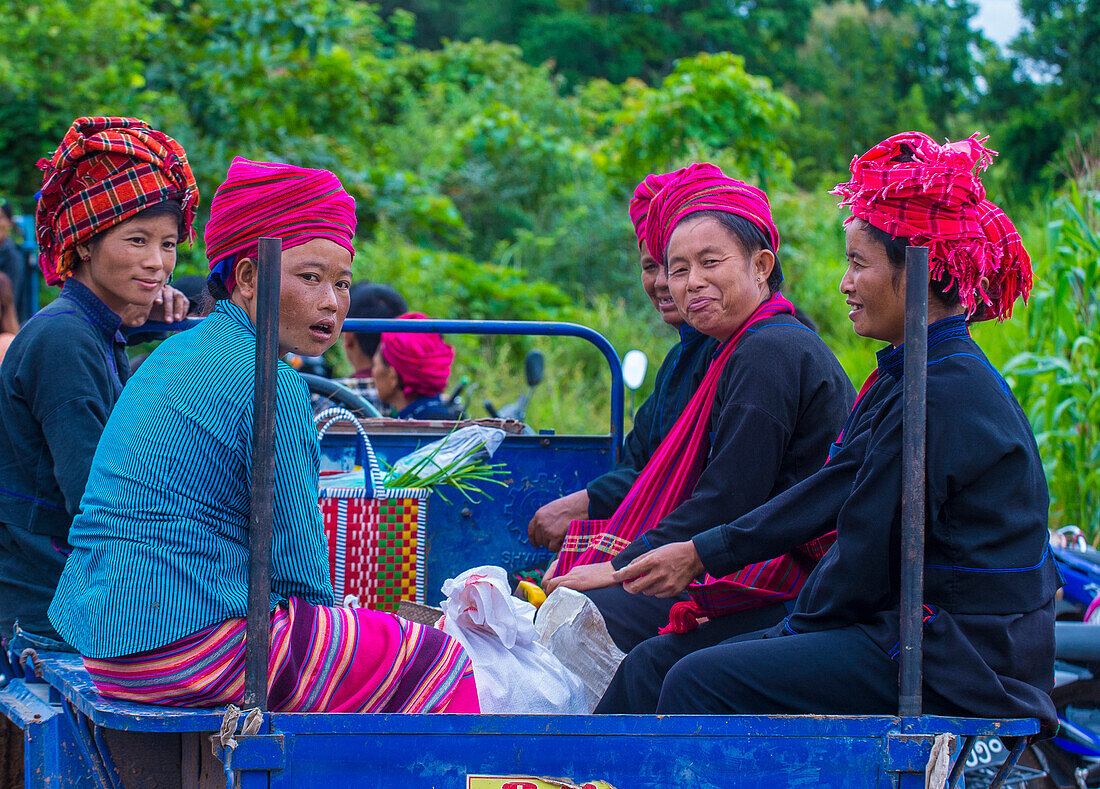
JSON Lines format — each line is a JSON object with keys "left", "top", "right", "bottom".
{"left": 49, "top": 301, "right": 335, "bottom": 658}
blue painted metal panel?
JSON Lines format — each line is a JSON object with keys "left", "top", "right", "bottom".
{"left": 319, "top": 432, "right": 610, "bottom": 597}
{"left": 0, "top": 678, "right": 94, "bottom": 786}
{"left": 27, "top": 655, "right": 1042, "bottom": 788}
{"left": 248, "top": 714, "right": 1037, "bottom": 789}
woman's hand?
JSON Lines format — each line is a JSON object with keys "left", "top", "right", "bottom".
{"left": 146, "top": 284, "right": 190, "bottom": 324}
{"left": 545, "top": 561, "right": 616, "bottom": 593}
{"left": 613, "top": 541, "right": 704, "bottom": 598}
{"left": 528, "top": 489, "right": 589, "bottom": 551}
{"left": 540, "top": 557, "right": 559, "bottom": 591}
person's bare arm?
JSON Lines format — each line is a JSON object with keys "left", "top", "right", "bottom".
{"left": 527, "top": 489, "right": 590, "bottom": 551}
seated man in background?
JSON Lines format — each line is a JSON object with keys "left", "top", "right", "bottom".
{"left": 336, "top": 282, "right": 407, "bottom": 408}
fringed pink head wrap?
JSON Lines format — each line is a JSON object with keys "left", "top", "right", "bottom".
{"left": 205, "top": 157, "right": 356, "bottom": 291}
{"left": 380, "top": 313, "right": 455, "bottom": 399}
{"left": 643, "top": 163, "right": 779, "bottom": 267}
{"left": 35, "top": 116, "right": 199, "bottom": 286}
{"left": 629, "top": 171, "right": 676, "bottom": 249}
{"left": 830, "top": 132, "right": 1032, "bottom": 321}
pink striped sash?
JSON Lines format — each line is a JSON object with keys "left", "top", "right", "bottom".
{"left": 661, "top": 368, "right": 882, "bottom": 633}
{"left": 84, "top": 597, "right": 478, "bottom": 713}
{"left": 557, "top": 293, "right": 796, "bottom": 574}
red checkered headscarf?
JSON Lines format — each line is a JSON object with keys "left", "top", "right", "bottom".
{"left": 380, "top": 313, "right": 454, "bottom": 399}
{"left": 35, "top": 117, "right": 198, "bottom": 286}
{"left": 831, "top": 132, "right": 1031, "bottom": 321}
{"left": 643, "top": 163, "right": 779, "bottom": 267}
{"left": 629, "top": 170, "right": 676, "bottom": 250}
{"left": 205, "top": 157, "right": 357, "bottom": 292}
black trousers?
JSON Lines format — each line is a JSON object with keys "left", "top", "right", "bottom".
{"left": 603, "top": 622, "right": 971, "bottom": 716}
{"left": 0, "top": 522, "right": 67, "bottom": 641}
{"left": 595, "top": 601, "right": 789, "bottom": 713}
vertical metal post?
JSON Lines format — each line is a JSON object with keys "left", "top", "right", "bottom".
{"left": 243, "top": 237, "right": 282, "bottom": 710}
{"left": 899, "top": 245, "right": 929, "bottom": 718}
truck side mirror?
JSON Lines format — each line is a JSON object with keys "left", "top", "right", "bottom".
{"left": 622, "top": 349, "right": 648, "bottom": 391}
{"left": 524, "top": 349, "right": 545, "bottom": 388}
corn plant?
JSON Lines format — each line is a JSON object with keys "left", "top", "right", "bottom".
{"left": 1002, "top": 185, "right": 1100, "bottom": 538}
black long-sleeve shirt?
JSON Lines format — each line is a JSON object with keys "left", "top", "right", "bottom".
{"left": 693, "top": 316, "right": 1059, "bottom": 725}
{"left": 0, "top": 279, "right": 130, "bottom": 538}
{"left": 587, "top": 325, "right": 716, "bottom": 518}
{"left": 610, "top": 314, "right": 855, "bottom": 569}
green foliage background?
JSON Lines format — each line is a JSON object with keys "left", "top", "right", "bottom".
{"left": 2, "top": 0, "right": 1099, "bottom": 534}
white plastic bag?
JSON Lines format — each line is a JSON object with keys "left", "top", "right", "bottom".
{"left": 386, "top": 425, "right": 506, "bottom": 483}
{"left": 439, "top": 566, "right": 587, "bottom": 714}
{"left": 535, "top": 588, "right": 626, "bottom": 712}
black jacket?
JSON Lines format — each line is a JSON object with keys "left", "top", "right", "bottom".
{"left": 694, "top": 316, "right": 1060, "bottom": 726}
{"left": 611, "top": 314, "right": 855, "bottom": 569}
{"left": 0, "top": 280, "right": 130, "bottom": 538}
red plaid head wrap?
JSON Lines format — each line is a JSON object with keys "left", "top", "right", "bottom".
{"left": 380, "top": 313, "right": 454, "bottom": 399}
{"left": 205, "top": 157, "right": 357, "bottom": 291}
{"left": 830, "top": 131, "right": 1032, "bottom": 321}
{"left": 643, "top": 162, "right": 779, "bottom": 267}
{"left": 628, "top": 170, "right": 676, "bottom": 250}
{"left": 35, "top": 116, "right": 198, "bottom": 286}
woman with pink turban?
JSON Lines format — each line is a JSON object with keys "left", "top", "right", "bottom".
{"left": 373, "top": 313, "right": 458, "bottom": 419}
{"left": 546, "top": 163, "right": 854, "bottom": 655}
{"left": 49, "top": 158, "right": 478, "bottom": 714}
{"left": 527, "top": 169, "right": 719, "bottom": 555}
{"left": 599, "top": 134, "right": 1058, "bottom": 731}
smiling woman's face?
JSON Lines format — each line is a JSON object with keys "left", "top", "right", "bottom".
{"left": 665, "top": 215, "right": 772, "bottom": 342}
{"left": 639, "top": 244, "right": 681, "bottom": 326}
{"left": 840, "top": 220, "right": 906, "bottom": 346}
{"left": 73, "top": 214, "right": 179, "bottom": 316}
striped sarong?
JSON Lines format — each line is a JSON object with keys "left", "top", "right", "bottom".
{"left": 83, "top": 597, "right": 479, "bottom": 713}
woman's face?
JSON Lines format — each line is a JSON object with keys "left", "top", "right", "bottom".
{"left": 372, "top": 345, "right": 401, "bottom": 406}
{"left": 840, "top": 221, "right": 906, "bottom": 346}
{"left": 73, "top": 214, "right": 179, "bottom": 317}
{"left": 639, "top": 244, "right": 681, "bottom": 326}
{"left": 276, "top": 238, "right": 353, "bottom": 357}
{"left": 665, "top": 216, "right": 772, "bottom": 342}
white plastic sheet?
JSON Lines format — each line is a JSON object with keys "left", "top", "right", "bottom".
{"left": 387, "top": 425, "right": 506, "bottom": 483}
{"left": 439, "top": 566, "right": 587, "bottom": 714}
{"left": 535, "top": 587, "right": 626, "bottom": 712}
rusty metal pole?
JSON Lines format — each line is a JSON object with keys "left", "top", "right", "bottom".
{"left": 899, "top": 245, "right": 929, "bottom": 718}
{"left": 243, "top": 237, "right": 281, "bottom": 710}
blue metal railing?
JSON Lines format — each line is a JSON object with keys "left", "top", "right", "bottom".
{"left": 128, "top": 316, "right": 626, "bottom": 459}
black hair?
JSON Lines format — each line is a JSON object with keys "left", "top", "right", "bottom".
{"left": 674, "top": 210, "right": 784, "bottom": 293}
{"left": 171, "top": 274, "right": 214, "bottom": 317}
{"left": 0, "top": 202, "right": 12, "bottom": 222}
{"left": 855, "top": 218, "right": 968, "bottom": 315}
{"left": 347, "top": 283, "right": 408, "bottom": 357}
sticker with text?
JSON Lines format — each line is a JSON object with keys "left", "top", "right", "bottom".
{"left": 466, "top": 777, "right": 616, "bottom": 789}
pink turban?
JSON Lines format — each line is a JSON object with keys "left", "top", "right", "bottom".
{"left": 205, "top": 157, "right": 356, "bottom": 291}
{"left": 830, "top": 132, "right": 1031, "bottom": 321}
{"left": 643, "top": 163, "right": 779, "bottom": 267}
{"left": 381, "top": 313, "right": 455, "bottom": 399}
{"left": 628, "top": 171, "right": 676, "bottom": 249}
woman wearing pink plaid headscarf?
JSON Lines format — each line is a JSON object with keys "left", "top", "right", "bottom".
{"left": 599, "top": 134, "right": 1057, "bottom": 732}
{"left": 0, "top": 117, "right": 196, "bottom": 647}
